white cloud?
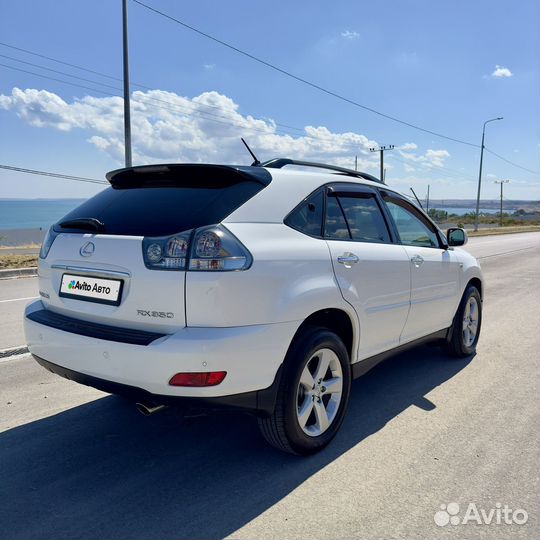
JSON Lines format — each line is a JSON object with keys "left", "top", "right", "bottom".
{"left": 341, "top": 30, "right": 360, "bottom": 40}
{"left": 492, "top": 65, "right": 512, "bottom": 78}
{"left": 0, "top": 87, "right": 383, "bottom": 170}
{"left": 398, "top": 146, "right": 450, "bottom": 168}
{"left": 400, "top": 142, "right": 418, "bottom": 151}
{"left": 203, "top": 64, "right": 216, "bottom": 70}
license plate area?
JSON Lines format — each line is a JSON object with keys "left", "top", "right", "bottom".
{"left": 59, "top": 273, "right": 123, "bottom": 306}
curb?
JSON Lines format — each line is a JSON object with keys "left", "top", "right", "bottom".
{"left": 0, "top": 267, "right": 38, "bottom": 280}
{"left": 0, "top": 345, "right": 29, "bottom": 360}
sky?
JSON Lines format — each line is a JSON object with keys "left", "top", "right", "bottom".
{"left": 0, "top": 0, "right": 538, "bottom": 200}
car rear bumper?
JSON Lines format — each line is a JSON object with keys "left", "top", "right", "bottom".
{"left": 32, "top": 354, "right": 281, "bottom": 415}
{"left": 24, "top": 300, "right": 296, "bottom": 404}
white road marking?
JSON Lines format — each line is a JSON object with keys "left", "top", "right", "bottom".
{"left": 0, "top": 296, "right": 38, "bottom": 304}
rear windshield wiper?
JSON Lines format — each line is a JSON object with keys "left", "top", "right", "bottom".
{"left": 58, "top": 217, "right": 106, "bottom": 232}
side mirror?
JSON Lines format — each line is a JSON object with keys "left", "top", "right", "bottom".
{"left": 447, "top": 227, "right": 468, "bottom": 247}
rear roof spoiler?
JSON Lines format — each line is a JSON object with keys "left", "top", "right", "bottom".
{"left": 106, "top": 164, "right": 272, "bottom": 188}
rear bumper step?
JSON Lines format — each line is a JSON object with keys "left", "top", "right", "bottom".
{"left": 26, "top": 309, "right": 165, "bottom": 346}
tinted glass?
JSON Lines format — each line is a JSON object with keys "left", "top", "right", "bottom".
{"left": 338, "top": 196, "right": 390, "bottom": 243}
{"left": 384, "top": 197, "right": 440, "bottom": 248}
{"left": 285, "top": 190, "right": 324, "bottom": 236}
{"left": 324, "top": 197, "right": 350, "bottom": 239}
{"left": 54, "top": 181, "right": 265, "bottom": 237}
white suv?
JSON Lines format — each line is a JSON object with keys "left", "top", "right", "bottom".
{"left": 24, "top": 159, "right": 483, "bottom": 454}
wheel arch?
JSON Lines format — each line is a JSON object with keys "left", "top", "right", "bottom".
{"left": 466, "top": 276, "right": 483, "bottom": 300}
{"left": 290, "top": 308, "right": 358, "bottom": 363}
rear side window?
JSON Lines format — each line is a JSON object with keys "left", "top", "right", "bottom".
{"left": 324, "top": 197, "right": 349, "bottom": 240}
{"left": 338, "top": 196, "right": 391, "bottom": 243}
{"left": 325, "top": 194, "right": 390, "bottom": 243}
{"left": 55, "top": 180, "right": 265, "bottom": 237}
{"left": 285, "top": 190, "right": 324, "bottom": 237}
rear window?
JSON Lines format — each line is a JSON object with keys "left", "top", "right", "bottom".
{"left": 54, "top": 180, "right": 266, "bottom": 237}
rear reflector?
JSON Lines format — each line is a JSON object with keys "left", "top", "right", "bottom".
{"left": 169, "top": 371, "right": 227, "bottom": 387}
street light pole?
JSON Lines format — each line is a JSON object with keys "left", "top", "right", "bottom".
{"left": 122, "top": 0, "right": 132, "bottom": 168}
{"left": 494, "top": 180, "right": 509, "bottom": 228}
{"left": 474, "top": 117, "right": 503, "bottom": 231}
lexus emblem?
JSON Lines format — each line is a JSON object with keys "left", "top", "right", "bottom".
{"left": 80, "top": 241, "right": 95, "bottom": 257}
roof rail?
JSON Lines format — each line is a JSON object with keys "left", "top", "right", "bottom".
{"left": 259, "top": 158, "right": 384, "bottom": 184}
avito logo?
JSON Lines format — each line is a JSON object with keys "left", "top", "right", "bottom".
{"left": 67, "top": 279, "right": 111, "bottom": 295}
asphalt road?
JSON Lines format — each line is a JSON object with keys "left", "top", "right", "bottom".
{"left": 0, "top": 232, "right": 538, "bottom": 539}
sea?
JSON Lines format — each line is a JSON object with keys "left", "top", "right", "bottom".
{"left": 0, "top": 199, "right": 86, "bottom": 230}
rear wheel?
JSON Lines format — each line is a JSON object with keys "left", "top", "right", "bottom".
{"left": 258, "top": 327, "right": 351, "bottom": 455}
{"left": 445, "top": 285, "right": 482, "bottom": 357}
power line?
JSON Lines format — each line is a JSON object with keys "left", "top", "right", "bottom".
{"left": 0, "top": 53, "right": 121, "bottom": 91}
{"left": 0, "top": 41, "right": 306, "bottom": 134}
{"left": 132, "top": 0, "right": 480, "bottom": 148}
{"left": 484, "top": 147, "right": 538, "bottom": 176}
{"left": 0, "top": 164, "right": 107, "bottom": 184}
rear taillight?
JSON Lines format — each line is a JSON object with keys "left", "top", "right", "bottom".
{"left": 142, "top": 225, "right": 251, "bottom": 272}
{"left": 169, "top": 371, "right": 227, "bottom": 387}
{"left": 39, "top": 227, "right": 59, "bottom": 259}
{"left": 142, "top": 230, "right": 191, "bottom": 270}
{"left": 189, "top": 225, "right": 252, "bottom": 271}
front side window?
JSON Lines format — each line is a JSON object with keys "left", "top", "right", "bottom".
{"left": 383, "top": 196, "right": 440, "bottom": 248}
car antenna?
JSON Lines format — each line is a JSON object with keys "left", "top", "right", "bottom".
{"left": 241, "top": 138, "right": 261, "bottom": 166}
{"left": 410, "top": 187, "right": 425, "bottom": 210}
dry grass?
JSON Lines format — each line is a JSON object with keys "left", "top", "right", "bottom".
{"left": 0, "top": 254, "right": 38, "bottom": 269}
{"left": 0, "top": 243, "right": 41, "bottom": 250}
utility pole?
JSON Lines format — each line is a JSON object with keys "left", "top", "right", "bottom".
{"left": 494, "top": 180, "right": 509, "bottom": 228}
{"left": 426, "top": 184, "right": 430, "bottom": 213}
{"left": 474, "top": 117, "right": 503, "bottom": 231}
{"left": 370, "top": 144, "right": 394, "bottom": 184}
{"left": 122, "top": 0, "right": 132, "bottom": 168}
{"left": 354, "top": 155, "right": 358, "bottom": 171}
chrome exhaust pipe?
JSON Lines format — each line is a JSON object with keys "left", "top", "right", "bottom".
{"left": 135, "top": 402, "right": 167, "bottom": 416}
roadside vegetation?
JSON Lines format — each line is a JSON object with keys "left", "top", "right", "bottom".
{"left": 0, "top": 254, "right": 38, "bottom": 269}
{"left": 427, "top": 208, "right": 540, "bottom": 229}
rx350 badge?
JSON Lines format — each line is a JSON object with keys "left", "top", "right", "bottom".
{"left": 137, "top": 310, "right": 174, "bottom": 319}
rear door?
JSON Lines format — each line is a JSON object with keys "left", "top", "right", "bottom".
{"left": 380, "top": 191, "right": 461, "bottom": 342}
{"left": 324, "top": 184, "right": 411, "bottom": 359}
{"left": 39, "top": 165, "right": 269, "bottom": 333}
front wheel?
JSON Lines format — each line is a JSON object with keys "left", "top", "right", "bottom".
{"left": 258, "top": 327, "right": 351, "bottom": 455}
{"left": 445, "top": 285, "right": 482, "bottom": 357}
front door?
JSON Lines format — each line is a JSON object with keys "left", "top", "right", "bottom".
{"left": 381, "top": 193, "right": 461, "bottom": 342}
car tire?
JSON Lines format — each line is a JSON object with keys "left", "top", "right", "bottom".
{"left": 258, "top": 326, "right": 351, "bottom": 455}
{"left": 444, "top": 285, "right": 482, "bottom": 358}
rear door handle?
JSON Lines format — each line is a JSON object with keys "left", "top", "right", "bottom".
{"left": 411, "top": 255, "right": 424, "bottom": 267}
{"left": 337, "top": 253, "right": 359, "bottom": 265}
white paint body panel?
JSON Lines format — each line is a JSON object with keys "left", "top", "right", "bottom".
{"left": 325, "top": 240, "right": 411, "bottom": 358}
{"left": 399, "top": 246, "right": 461, "bottom": 342}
